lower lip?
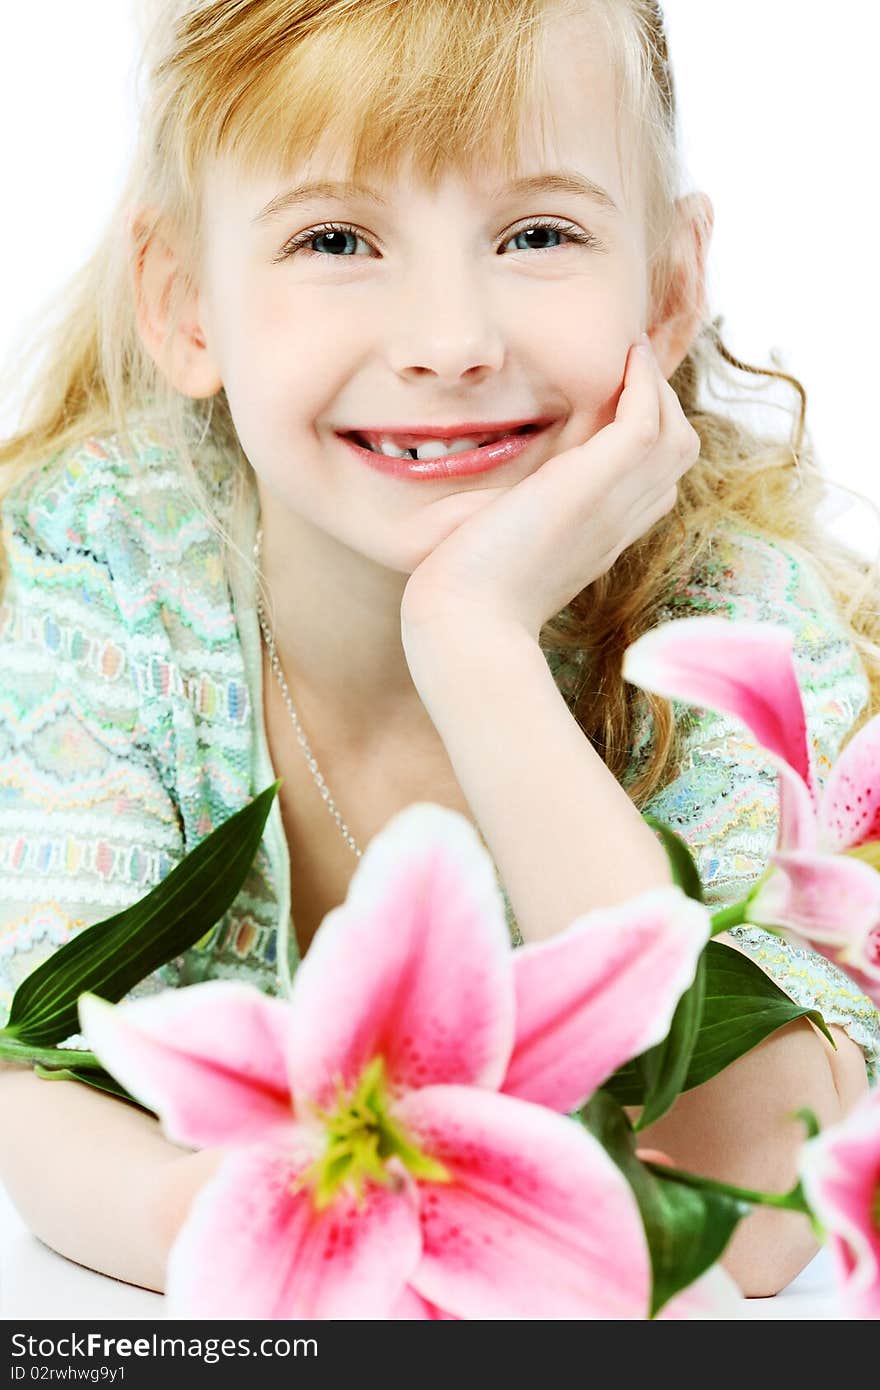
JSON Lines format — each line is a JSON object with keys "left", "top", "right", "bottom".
{"left": 336, "top": 426, "right": 551, "bottom": 480}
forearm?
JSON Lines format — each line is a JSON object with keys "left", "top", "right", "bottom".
{"left": 0, "top": 1064, "right": 193, "bottom": 1293}
{"left": 627, "top": 1017, "right": 866, "bottom": 1296}
{"left": 405, "top": 620, "right": 672, "bottom": 944}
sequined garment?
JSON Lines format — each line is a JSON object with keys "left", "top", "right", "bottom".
{"left": 1, "top": 419, "right": 877, "bottom": 1087}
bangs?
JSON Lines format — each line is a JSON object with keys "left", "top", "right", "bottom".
{"left": 172, "top": 0, "right": 576, "bottom": 189}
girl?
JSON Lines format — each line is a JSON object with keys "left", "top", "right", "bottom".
{"left": 0, "top": 0, "right": 878, "bottom": 1304}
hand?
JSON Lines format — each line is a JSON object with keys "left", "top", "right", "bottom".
{"left": 400, "top": 337, "right": 701, "bottom": 643}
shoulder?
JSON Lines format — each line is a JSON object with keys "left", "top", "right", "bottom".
{"left": 667, "top": 518, "right": 860, "bottom": 646}
{"left": 627, "top": 518, "right": 870, "bottom": 806}
{"left": 1, "top": 415, "right": 242, "bottom": 644}
{"left": 661, "top": 517, "right": 870, "bottom": 727}
{"left": 2, "top": 413, "right": 229, "bottom": 565}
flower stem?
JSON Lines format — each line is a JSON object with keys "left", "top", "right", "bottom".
{"left": 709, "top": 900, "right": 749, "bottom": 934}
{"left": 644, "top": 1160, "right": 811, "bottom": 1214}
{"left": 0, "top": 1033, "right": 102, "bottom": 1071}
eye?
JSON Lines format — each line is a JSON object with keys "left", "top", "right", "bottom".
{"left": 272, "top": 216, "right": 600, "bottom": 264}
{"left": 500, "top": 218, "right": 599, "bottom": 254}
{"left": 273, "top": 222, "right": 374, "bottom": 263}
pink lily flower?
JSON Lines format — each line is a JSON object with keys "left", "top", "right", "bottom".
{"left": 77, "top": 802, "right": 732, "bottom": 1319}
{"left": 798, "top": 1082, "right": 880, "bottom": 1318}
{"left": 622, "top": 616, "right": 880, "bottom": 1003}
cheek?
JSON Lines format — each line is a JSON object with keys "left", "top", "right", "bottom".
{"left": 212, "top": 280, "right": 359, "bottom": 420}
{"left": 516, "top": 282, "right": 633, "bottom": 414}
{"left": 550, "top": 342, "right": 630, "bottom": 443}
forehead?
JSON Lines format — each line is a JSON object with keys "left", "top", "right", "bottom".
{"left": 202, "top": 4, "right": 637, "bottom": 223}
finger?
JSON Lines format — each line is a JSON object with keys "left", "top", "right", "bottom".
{"left": 622, "top": 337, "right": 700, "bottom": 478}
{"left": 616, "top": 339, "right": 661, "bottom": 451}
{"left": 647, "top": 344, "right": 701, "bottom": 475}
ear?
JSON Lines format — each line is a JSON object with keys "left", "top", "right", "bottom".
{"left": 129, "top": 207, "right": 222, "bottom": 399}
{"left": 645, "top": 191, "right": 714, "bottom": 380}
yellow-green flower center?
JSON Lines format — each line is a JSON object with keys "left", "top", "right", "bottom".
{"left": 843, "top": 841, "right": 880, "bottom": 873}
{"left": 292, "top": 1055, "right": 451, "bottom": 1211}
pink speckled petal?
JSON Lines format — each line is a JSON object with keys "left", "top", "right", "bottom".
{"left": 389, "top": 1285, "right": 459, "bottom": 1319}
{"left": 77, "top": 983, "right": 295, "bottom": 1149}
{"left": 502, "top": 886, "right": 710, "bottom": 1112}
{"left": 820, "top": 711, "right": 880, "bottom": 852}
{"left": 286, "top": 804, "right": 515, "bottom": 1110}
{"left": 799, "top": 1085, "right": 880, "bottom": 1319}
{"left": 658, "top": 1263, "right": 744, "bottom": 1318}
{"left": 623, "top": 616, "right": 819, "bottom": 850}
{"left": 747, "top": 851, "right": 880, "bottom": 967}
{"left": 395, "top": 1085, "right": 650, "bottom": 1319}
{"left": 165, "top": 1140, "right": 422, "bottom": 1320}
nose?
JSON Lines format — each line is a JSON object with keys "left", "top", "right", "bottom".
{"left": 385, "top": 260, "right": 505, "bottom": 385}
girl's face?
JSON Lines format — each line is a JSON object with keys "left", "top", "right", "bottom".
{"left": 195, "top": 12, "right": 649, "bottom": 574}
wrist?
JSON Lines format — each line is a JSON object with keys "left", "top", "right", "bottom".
{"left": 401, "top": 607, "right": 539, "bottom": 701}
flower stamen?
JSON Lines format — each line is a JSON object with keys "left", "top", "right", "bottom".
{"left": 291, "top": 1055, "right": 451, "bottom": 1211}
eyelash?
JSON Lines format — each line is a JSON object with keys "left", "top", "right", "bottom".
{"left": 272, "top": 217, "right": 599, "bottom": 263}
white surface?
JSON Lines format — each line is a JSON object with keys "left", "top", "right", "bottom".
{"left": 0, "top": 1179, "right": 162, "bottom": 1320}
{"left": 0, "top": 1176, "right": 842, "bottom": 1321}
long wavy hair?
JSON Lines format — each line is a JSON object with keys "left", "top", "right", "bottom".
{"left": 2, "top": 0, "right": 878, "bottom": 807}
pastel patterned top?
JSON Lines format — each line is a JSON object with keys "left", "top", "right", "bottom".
{"left": 1, "top": 417, "right": 878, "bottom": 1089}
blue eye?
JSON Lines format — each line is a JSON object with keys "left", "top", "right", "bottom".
{"left": 274, "top": 217, "right": 599, "bottom": 263}
{"left": 505, "top": 223, "right": 582, "bottom": 253}
{"left": 274, "top": 223, "right": 371, "bottom": 261}
{"left": 307, "top": 226, "right": 365, "bottom": 257}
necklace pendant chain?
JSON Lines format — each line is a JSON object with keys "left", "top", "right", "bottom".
{"left": 254, "top": 524, "right": 362, "bottom": 858}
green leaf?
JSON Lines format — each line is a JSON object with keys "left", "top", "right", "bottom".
{"left": 2, "top": 780, "right": 281, "bottom": 1047}
{"left": 580, "top": 1089, "right": 749, "bottom": 1318}
{"left": 634, "top": 952, "right": 706, "bottom": 1131}
{"left": 33, "top": 1062, "right": 156, "bottom": 1115}
{"left": 642, "top": 814, "right": 704, "bottom": 904}
{"left": 604, "top": 940, "right": 833, "bottom": 1107}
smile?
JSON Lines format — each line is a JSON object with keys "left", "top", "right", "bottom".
{"left": 335, "top": 420, "right": 556, "bottom": 481}
{"left": 347, "top": 423, "right": 541, "bottom": 460}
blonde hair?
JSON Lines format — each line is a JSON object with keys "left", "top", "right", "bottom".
{"left": 2, "top": 0, "right": 878, "bottom": 807}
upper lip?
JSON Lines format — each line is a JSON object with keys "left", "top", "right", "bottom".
{"left": 337, "top": 417, "right": 555, "bottom": 442}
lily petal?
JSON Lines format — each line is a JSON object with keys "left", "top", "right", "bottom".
{"left": 77, "top": 984, "right": 295, "bottom": 1149}
{"left": 389, "top": 1285, "right": 459, "bottom": 1319}
{"left": 623, "top": 617, "right": 818, "bottom": 851}
{"left": 819, "top": 711, "right": 880, "bottom": 852}
{"left": 658, "top": 1263, "right": 744, "bottom": 1319}
{"left": 394, "top": 1085, "right": 650, "bottom": 1319}
{"left": 165, "top": 1141, "right": 423, "bottom": 1319}
{"left": 747, "top": 850, "right": 880, "bottom": 951}
{"left": 286, "top": 804, "right": 515, "bottom": 1109}
{"left": 502, "top": 886, "right": 710, "bottom": 1112}
{"left": 799, "top": 1085, "right": 880, "bottom": 1319}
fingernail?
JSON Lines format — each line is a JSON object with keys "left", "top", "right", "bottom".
{"left": 636, "top": 333, "right": 652, "bottom": 357}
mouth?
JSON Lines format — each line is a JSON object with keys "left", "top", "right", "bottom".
{"left": 334, "top": 419, "right": 557, "bottom": 481}
{"left": 336, "top": 420, "right": 548, "bottom": 461}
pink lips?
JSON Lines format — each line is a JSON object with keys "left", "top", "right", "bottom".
{"left": 336, "top": 423, "right": 555, "bottom": 480}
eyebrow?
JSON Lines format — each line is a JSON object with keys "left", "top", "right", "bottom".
{"left": 251, "top": 168, "right": 621, "bottom": 225}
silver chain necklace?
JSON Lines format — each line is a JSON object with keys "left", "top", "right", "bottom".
{"left": 252, "top": 524, "right": 518, "bottom": 938}
{"left": 253, "top": 524, "right": 363, "bottom": 859}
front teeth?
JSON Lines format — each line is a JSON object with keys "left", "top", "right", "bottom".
{"left": 377, "top": 439, "right": 411, "bottom": 458}
{"left": 375, "top": 436, "right": 485, "bottom": 460}
{"left": 412, "top": 437, "right": 484, "bottom": 460}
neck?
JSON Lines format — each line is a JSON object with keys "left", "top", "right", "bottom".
{"left": 254, "top": 491, "right": 439, "bottom": 755}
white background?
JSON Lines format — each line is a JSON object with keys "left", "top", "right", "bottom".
{"left": 1, "top": 1, "right": 877, "bottom": 554}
